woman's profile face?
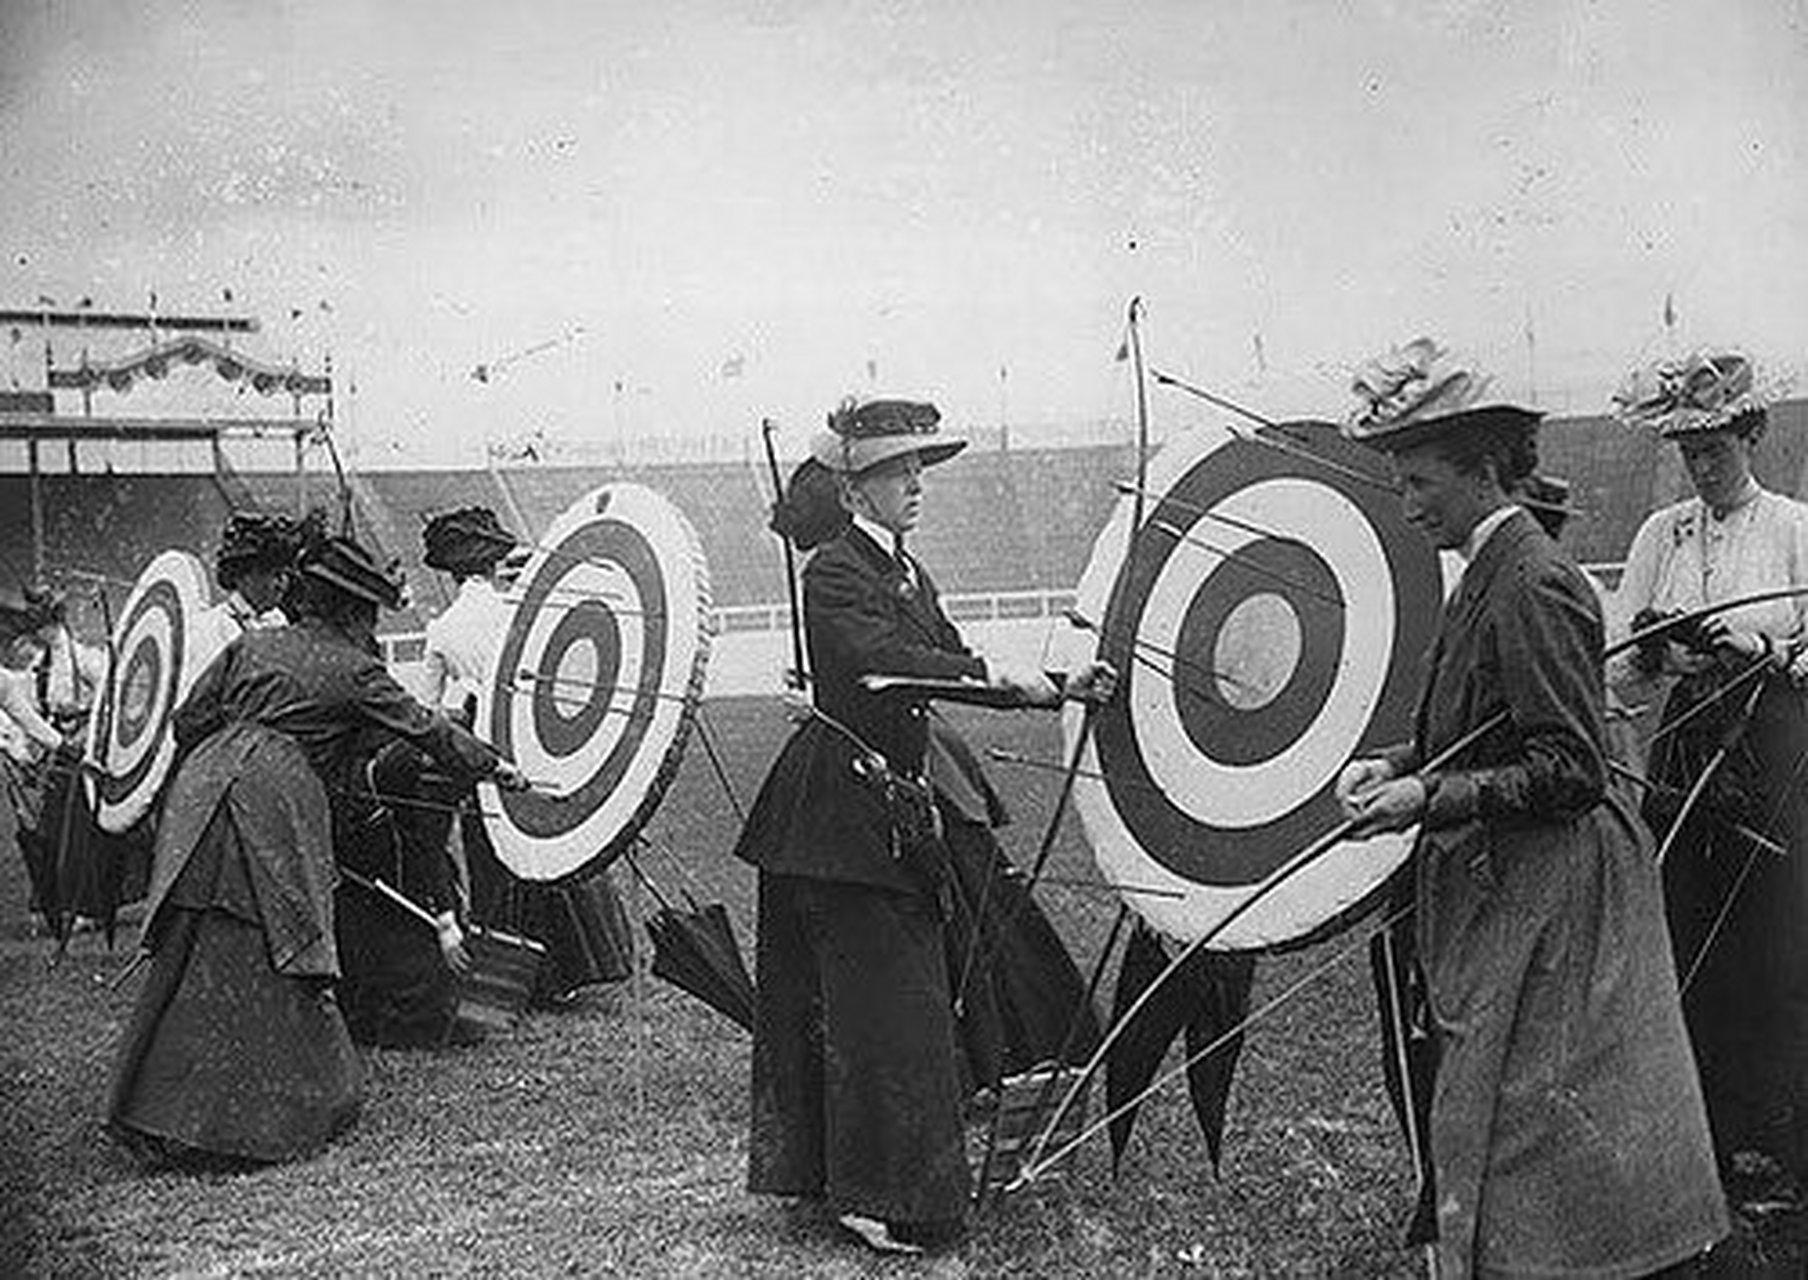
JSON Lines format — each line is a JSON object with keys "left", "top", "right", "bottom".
{"left": 1676, "top": 430, "right": 1754, "bottom": 513}
{"left": 850, "top": 452, "right": 924, "bottom": 536}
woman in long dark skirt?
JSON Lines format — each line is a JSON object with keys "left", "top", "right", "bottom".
{"left": 108, "top": 531, "right": 525, "bottom": 1164}
{"left": 734, "top": 399, "right": 1111, "bottom": 1255}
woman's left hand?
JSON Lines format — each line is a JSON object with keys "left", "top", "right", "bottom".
{"left": 1700, "top": 618, "right": 1770, "bottom": 664}
{"left": 492, "top": 760, "right": 531, "bottom": 792}
{"left": 1065, "top": 660, "right": 1118, "bottom": 705}
{"left": 1345, "top": 776, "right": 1427, "bottom": 835}
{"left": 435, "top": 914, "right": 472, "bottom": 973}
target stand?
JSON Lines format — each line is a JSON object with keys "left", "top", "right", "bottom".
{"left": 476, "top": 483, "right": 713, "bottom": 883}
{"left": 1065, "top": 421, "right": 1442, "bottom": 950}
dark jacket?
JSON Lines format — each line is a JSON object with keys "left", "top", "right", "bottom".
{"left": 1389, "top": 509, "right": 1726, "bottom": 1277}
{"left": 146, "top": 619, "right": 502, "bottom": 954}
{"left": 734, "top": 527, "right": 986, "bottom": 892}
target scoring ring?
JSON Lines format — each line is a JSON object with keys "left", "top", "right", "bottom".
{"left": 1065, "top": 423, "right": 1439, "bottom": 950}
{"left": 479, "top": 483, "right": 710, "bottom": 883}
{"left": 1133, "top": 477, "right": 1392, "bottom": 830}
{"left": 86, "top": 550, "right": 220, "bottom": 834}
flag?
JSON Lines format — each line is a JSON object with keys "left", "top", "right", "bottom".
{"left": 1113, "top": 339, "right": 1130, "bottom": 363}
{"left": 719, "top": 354, "right": 745, "bottom": 380}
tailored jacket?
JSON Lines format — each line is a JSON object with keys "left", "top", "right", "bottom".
{"left": 145, "top": 619, "right": 503, "bottom": 974}
{"left": 1387, "top": 509, "right": 1726, "bottom": 1278}
{"left": 734, "top": 525, "right": 985, "bottom": 893}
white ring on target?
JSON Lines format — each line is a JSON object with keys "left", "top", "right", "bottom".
{"left": 1133, "top": 478, "right": 1393, "bottom": 829}
{"left": 478, "top": 482, "right": 712, "bottom": 882}
{"left": 506, "top": 560, "right": 647, "bottom": 794}
{"left": 87, "top": 549, "right": 223, "bottom": 834}
{"left": 1062, "top": 425, "right": 1428, "bottom": 949}
{"left": 106, "top": 609, "right": 176, "bottom": 780}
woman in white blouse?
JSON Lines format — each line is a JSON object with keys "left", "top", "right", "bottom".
{"left": 1609, "top": 347, "right": 1808, "bottom": 1212}
{"left": 419, "top": 507, "right": 634, "bottom": 1006}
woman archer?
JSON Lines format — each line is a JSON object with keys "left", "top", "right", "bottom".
{"left": 734, "top": 396, "right": 1112, "bottom": 1256}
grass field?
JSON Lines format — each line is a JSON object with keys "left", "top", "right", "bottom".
{"left": 3, "top": 697, "right": 1446, "bottom": 1278}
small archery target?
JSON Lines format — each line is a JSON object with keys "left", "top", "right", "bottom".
{"left": 85, "top": 550, "right": 223, "bottom": 834}
{"left": 477, "top": 483, "right": 711, "bottom": 881}
{"left": 1064, "top": 422, "right": 1441, "bottom": 950}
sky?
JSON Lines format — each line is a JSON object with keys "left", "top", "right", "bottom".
{"left": 1, "top": 0, "right": 1804, "bottom": 468}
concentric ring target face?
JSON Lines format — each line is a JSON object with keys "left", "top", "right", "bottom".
{"left": 84, "top": 550, "right": 222, "bottom": 833}
{"left": 1063, "top": 422, "right": 1441, "bottom": 950}
{"left": 477, "top": 483, "right": 711, "bottom": 881}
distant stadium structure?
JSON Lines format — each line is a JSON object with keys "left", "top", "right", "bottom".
{"left": 4, "top": 304, "right": 1807, "bottom": 668}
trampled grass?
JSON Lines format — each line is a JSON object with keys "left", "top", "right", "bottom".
{"left": 2, "top": 698, "right": 1432, "bottom": 1278}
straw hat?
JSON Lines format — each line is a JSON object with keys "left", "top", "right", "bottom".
{"left": 811, "top": 396, "right": 967, "bottom": 475}
{"left": 1343, "top": 336, "right": 1540, "bottom": 453}
{"left": 1612, "top": 348, "right": 1769, "bottom": 438}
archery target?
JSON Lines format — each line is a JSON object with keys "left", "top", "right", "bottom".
{"left": 1064, "top": 421, "right": 1441, "bottom": 950}
{"left": 477, "top": 483, "right": 711, "bottom": 881}
{"left": 85, "top": 550, "right": 225, "bottom": 834}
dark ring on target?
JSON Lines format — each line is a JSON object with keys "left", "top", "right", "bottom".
{"left": 480, "top": 483, "right": 711, "bottom": 883}
{"left": 1070, "top": 420, "right": 1442, "bottom": 950}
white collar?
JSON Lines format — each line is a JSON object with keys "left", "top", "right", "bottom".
{"left": 850, "top": 512, "right": 903, "bottom": 559}
{"left": 1460, "top": 503, "right": 1521, "bottom": 563}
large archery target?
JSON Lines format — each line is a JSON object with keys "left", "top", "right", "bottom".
{"left": 85, "top": 550, "right": 223, "bottom": 833}
{"left": 477, "top": 483, "right": 711, "bottom": 881}
{"left": 1064, "top": 422, "right": 1441, "bottom": 950}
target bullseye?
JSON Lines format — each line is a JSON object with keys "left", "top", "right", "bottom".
{"left": 85, "top": 550, "right": 224, "bottom": 834}
{"left": 478, "top": 484, "right": 711, "bottom": 882}
{"left": 1064, "top": 422, "right": 1440, "bottom": 950}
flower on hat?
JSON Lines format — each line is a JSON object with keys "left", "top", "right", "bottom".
{"left": 1344, "top": 337, "right": 1498, "bottom": 442}
{"left": 1612, "top": 348, "right": 1773, "bottom": 437}
{"left": 813, "top": 394, "right": 966, "bottom": 474}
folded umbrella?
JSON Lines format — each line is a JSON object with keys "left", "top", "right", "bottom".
{"left": 625, "top": 856, "right": 755, "bottom": 1032}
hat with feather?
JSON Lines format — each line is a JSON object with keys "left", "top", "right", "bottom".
{"left": 1612, "top": 347, "right": 1772, "bottom": 439}
{"left": 297, "top": 531, "right": 407, "bottom": 611}
{"left": 811, "top": 395, "right": 967, "bottom": 476}
{"left": 1342, "top": 336, "right": 1541, "bottom": 452}
{"left": 216, "top": 512, "right": 302, "bottom": 590}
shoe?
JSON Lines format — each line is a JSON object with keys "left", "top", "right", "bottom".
{"left": 891, "top": 1217, "right": 967, "bottom": 1252}
{"left": 837, "top": 1213, "right": 922, "bottom": 1256}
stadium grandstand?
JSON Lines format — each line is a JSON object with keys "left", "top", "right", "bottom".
{"left": 7, "top": 400, "right": 1808, "bottom": 662}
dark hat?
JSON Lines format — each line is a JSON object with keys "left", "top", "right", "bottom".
{"left": 422, "top": 506, "right": 519, "bottom": 573}
{"left": 812, "top": 395, "right": 967, "bottom": 475}
{"left": 297, "top": 533, "right": 407, "bottom": 610}
{"left": 20, "top": 582, "right": 66, "bottom": 629}
{"left": 1342, "top": 337, "right": 1541, "bottom": 453}
{"left": 217, "top": 512, "right": 302, "bottom": 586}
{"left": 0, "top": 600, "right": 37, "bottom": 646}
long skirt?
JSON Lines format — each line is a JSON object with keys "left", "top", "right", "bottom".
{"left": 939, "top": 808, "right": 1100, "bottom": 1090}
{"left": 108, "top": 820, "right": 361, "bottom": 1164}
{"left": 462, "top": 808, "right": 634, "bottom": 1004}
{"left": 335, "top": 883, "right": 459, "bottom": 1048}
{"left": 749, "top": 872, "right": 970, "bottom": 1227}
{"left": 1649, "top": 669, "right": 1808, "bottom": 1174}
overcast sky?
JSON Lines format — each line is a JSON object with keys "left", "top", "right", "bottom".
{"left": 2, "top": 0, "right": 1803, "bottom": 466}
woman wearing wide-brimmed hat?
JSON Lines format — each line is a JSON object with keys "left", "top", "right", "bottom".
{"left": 1609, "top": 348, "right": 1808, "bottom": 1211}
{"left": 1335, "top": 339, "right": 1726, "bottom": 1276}
{"left": 734, "top": 396, "right": 1112, "bottom": 1256}
{"left": 107, "top": 529, "right": 526, "bottom": 1165}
